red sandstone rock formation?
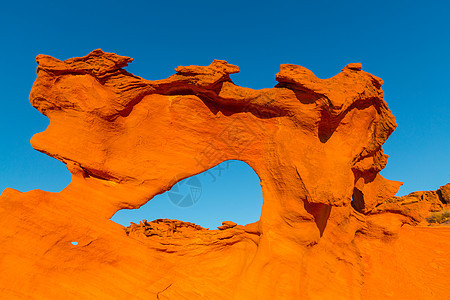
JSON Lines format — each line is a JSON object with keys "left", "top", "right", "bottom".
{"left": 0, "top": 49, "right": 449, "bottom": 299}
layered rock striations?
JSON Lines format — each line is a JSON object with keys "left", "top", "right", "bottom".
{"left": 0, "top": 49, "right": 449, "bottom": 299}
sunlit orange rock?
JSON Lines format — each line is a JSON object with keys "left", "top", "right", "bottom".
{"left": 0, "top": 49, "right": 449, "bottom": 299}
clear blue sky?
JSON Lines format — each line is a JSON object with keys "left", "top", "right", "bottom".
{"left": 0, "top": 0, "right": 448, "bottom": 228}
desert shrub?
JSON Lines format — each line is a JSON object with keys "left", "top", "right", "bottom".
{"left": 427, "top": 210, "right": 450, "bottom": 224}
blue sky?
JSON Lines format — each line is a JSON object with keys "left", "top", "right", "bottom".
{"left": 0, "top": 0, "right": 448, "bottom": 228}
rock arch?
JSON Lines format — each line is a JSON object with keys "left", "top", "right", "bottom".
{"left": 1, "top": 50, "right": 448, "bottom": 299}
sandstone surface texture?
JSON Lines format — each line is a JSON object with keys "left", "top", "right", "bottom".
{"left": 0, "top": 50, "right": 449, "bottom": 299}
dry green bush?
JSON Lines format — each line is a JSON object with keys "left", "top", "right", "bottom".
{"left": 427, "top": 210, "right": 450, "bottom": 224}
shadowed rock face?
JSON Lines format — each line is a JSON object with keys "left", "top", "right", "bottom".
{"left": 0, "top": 49, "right": 449, "bottom": 299}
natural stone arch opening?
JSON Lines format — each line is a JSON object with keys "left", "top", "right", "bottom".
{"left": 110, "top": 160, "right": 263, "bottom": 230}
{"left": 12, "top": 49, "right": 420, "bottom": 300}
{"left": 351, "top": 188, "right": 365, "bottom": 212}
